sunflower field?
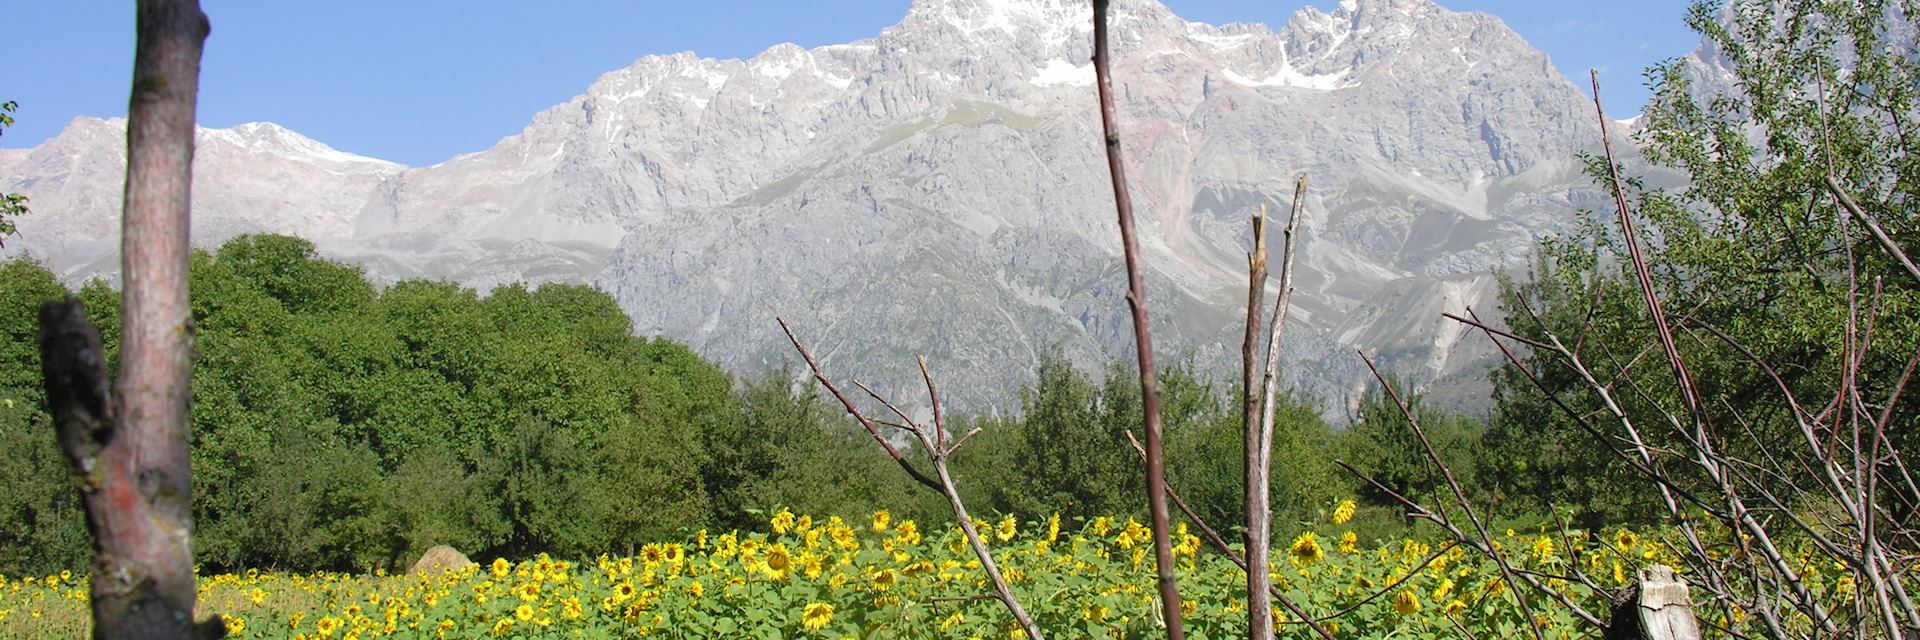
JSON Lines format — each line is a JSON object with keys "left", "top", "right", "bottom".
{"left": 0, "top": 504, "right": 1867, "bottom": 639}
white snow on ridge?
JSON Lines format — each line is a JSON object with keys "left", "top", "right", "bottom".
{"left": 202, "top": 123, "right": 404, "bottom": 173}
{"left": 756, "top": 60, "right": 796, "bottom": 80}
{"left": 1189, "top": 29, "right": 1255, "bottom": 50}
{"left": 1030, "top": 59, "right": 1094, "bottom": 87}
{"left": 605, "top": 79, "right": 654, "bottom": 103}
{"left": 1220, "top": 64, "right": 1350, "bottom": 91}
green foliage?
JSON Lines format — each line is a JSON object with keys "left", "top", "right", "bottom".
{"left": 1341, "top": 374, "right": 1489, "bottom": 513}
{"left": 1162, "top": 371, "right": 1346, "bottom": 536}
{"left": 1488, "top": 0, "right": 1919, "bottom": 525}
{"left": 0, "top": 260, "right": 88, "bottom": 573}
{"left": 947, "top": 354, "right": 1351, "bottom": 537}
{"left": 715, "top": 367, "right": 933, "bottom": 529}
{"left": 968, "top": 354, "right": 1140, "bottom": 520}
{"left": 0, "top": 233, "right": 1516, "bottom": 576}
{"left": 0, "top": 237, "right": 764, "bottom": 574}
{"left": 0, "top": 100, "right": 27, "bottom": 246}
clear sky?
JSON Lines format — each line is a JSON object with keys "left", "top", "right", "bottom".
{"left": 4, "top": 1, "right": 1700, "bottom": 168}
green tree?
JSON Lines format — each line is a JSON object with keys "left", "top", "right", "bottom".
{"left": 1341, "top": 374, "right": 1487, "bottom": 514}
{"left": 990, "top": 354, "right": 1139, "bottom": 520}
{"left": 0, "top": 260, "right": 87, "bottom": 575}
{"left": 1491, "top": 0, "right": 1919, "bottom": 523}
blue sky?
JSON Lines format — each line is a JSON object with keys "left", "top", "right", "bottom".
{"left": 4, "top": 1, "right": 1699, "bottom": 167}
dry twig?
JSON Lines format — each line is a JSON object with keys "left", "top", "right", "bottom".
{"left": 779, "top": 319, "right": 1044, "bottom": 640}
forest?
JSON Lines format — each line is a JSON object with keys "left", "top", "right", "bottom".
{"left": 0, "top": 233, "right": 1508, "bottom": 577}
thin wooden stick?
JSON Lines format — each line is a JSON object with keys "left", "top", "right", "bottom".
{"left": 1590, "top": 70, "right": 1706, "bottom": 428}
{"left": 1090, "top": 1, "right": 1184, "bottom": 636}
{"left": 1251, "top": 175, "right": 1307, "bottom": 630}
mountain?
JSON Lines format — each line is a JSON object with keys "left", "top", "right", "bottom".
{"left": 2, "top": 0, "right": 1639, "bottom": 416}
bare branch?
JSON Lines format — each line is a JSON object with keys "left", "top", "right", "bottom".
{"left": 1358, "top": 352, "right": 1549, "bottom": 640}
{"left": 778, "top": 318, "right": 940, "bottom": 491}
{"left": 919, "top": 356, "right": 947, "bottom": 452}
{"left": 779, "top": 320, "right": 1044, "bottom": 639}
{"left": 1824, "top": 174, "right": 1920, "bottom": 286}
{"left": 945, "top": 427, "right": 984, "bottom": 457}
{"left": 1591, "top": 70, "right": 1707, "bottom": 429}
{"left": 1242, "top": 197, "right": 1273, "bottom": 640}
{"left": 1090, "top": 1, "right": 1184, "bottom": 635}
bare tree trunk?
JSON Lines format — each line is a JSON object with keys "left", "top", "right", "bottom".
{"left": 39, "top": 1, "right": 215, "bottom": 638}
{"left": 1089, "top": 1, "right": 1184, "bottom": 637}
{"left": 1242, "top": 205, "right": 1272, "bottom": 639}
{"left": 1248, "top": 177, "right": 1307, "bottom": 638}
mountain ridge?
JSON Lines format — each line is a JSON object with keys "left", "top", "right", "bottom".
{"left": 2, "top": 0, "right": 1668, "bottom": 417}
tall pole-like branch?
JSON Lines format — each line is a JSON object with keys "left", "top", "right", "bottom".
{"left": 1245, "top": 176, "right": 1306, "bottom": 640}
{"left": 1590, "top": 70, "right": 1706, "bottom": 431}
{"left": 1251, "top": 176, "right": 1313, "bottom": 630}
{"left": 1241, "top": 202, "right": 1273, "bottom": 640}
{"left": 39, "top": 1, "right": 219, "bottom": 638}
{"left": 1090, "top": 2, "right": 1184, "bottom": 636}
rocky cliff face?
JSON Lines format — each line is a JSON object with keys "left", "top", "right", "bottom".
{"left": 2, "top": 0, "right": 1644, "bottom": 416}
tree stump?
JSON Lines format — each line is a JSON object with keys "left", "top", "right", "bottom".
{"left": 1606, "top": 564, "right": 1702, "bottom": 640}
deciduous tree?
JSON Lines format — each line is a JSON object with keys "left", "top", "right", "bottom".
{"left": 36, "top": 1, "right": 219, "bottom": 637}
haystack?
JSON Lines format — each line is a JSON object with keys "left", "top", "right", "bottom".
{"left": 410, "top": 545, "right": 473, "bottom": 575}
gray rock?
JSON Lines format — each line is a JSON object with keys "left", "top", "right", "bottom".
{"left": 1, "top": 0, "right": 1689, "bottom": 419}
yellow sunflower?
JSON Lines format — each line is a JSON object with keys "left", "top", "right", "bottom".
{"left": 1393, "top": 590, "right": 1421, "bottom": 615}
{"left": 1331, "top": 499, "right": 1357, "bottom": 525}
{"left": 1288, "top": 532, "right": 1324, "bottom": 565}
{"left": 772, "top": 508, "right": 796, "bottom": 535}
{"left": 765, "top": 544, "right": 794, "bottom": 581}
{"left": 802, "top": 602, "right": 834, "bottom": 631}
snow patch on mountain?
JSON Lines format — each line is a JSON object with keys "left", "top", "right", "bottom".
{"left": 1030, "top": 59, "right": 1094, "bottom": 86}
{"left": 201, "top": 122, "right": 403, "bottom": 175}
{"left": 1220, "top": 62, "right": 1351, "bottom": 91}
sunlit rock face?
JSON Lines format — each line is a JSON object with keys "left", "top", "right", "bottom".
{"left": 5, "top": 0, "right": 1652, "bottom": 417}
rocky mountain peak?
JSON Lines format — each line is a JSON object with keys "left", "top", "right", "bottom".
{"left": 4, "top": 0, "right": 1645, "bottom": 417}
{"left": 1277, "top": 0, "right": 1536, "bottom": 78}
